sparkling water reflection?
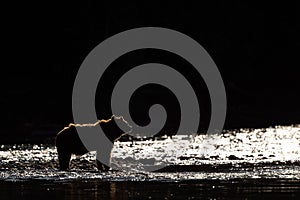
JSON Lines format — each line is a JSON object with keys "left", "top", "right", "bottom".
{"left": 0, "top": 125, "right": 300, "bottom": 181}
{"left": 1, "top": 125, "right": 300, "bottom": 199}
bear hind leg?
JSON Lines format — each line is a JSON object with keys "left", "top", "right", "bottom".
{"left": 57, "top": 150, "right": 71, "bottom": 170}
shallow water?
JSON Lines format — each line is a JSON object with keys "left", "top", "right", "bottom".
{"left": 1, "top": 125, "right": 300, "bottom": 198}
{"left": 1, "top": 179, "right": 300, "bottom": 199}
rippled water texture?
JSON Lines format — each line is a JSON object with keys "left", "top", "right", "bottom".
{"left": 1, "top": 126, "right": 300, "bottom": 199}
{"left": 1, "top": 125, "right": 300, "bottom": 181}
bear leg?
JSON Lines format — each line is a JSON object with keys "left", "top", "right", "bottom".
{"left": 96, "top": 159, "right": 110, "bottom": 172}
{"left": 57, "top": 148, "right": 71, "bottom": 170}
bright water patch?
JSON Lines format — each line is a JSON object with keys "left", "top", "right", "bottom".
{"left": 1, "top": 125, "right": 300, "bottom": 181}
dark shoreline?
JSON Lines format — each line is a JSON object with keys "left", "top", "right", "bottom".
{"left": 1, "top": 124, "right": 300, "bottom": 145}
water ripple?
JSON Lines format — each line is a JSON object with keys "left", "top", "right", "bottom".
{"left": 1, "top": 125, "right": 300, "bottom": 181}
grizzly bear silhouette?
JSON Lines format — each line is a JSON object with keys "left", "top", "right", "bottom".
{"left": 55, "top": 116, "right": 131, "bottom": 171}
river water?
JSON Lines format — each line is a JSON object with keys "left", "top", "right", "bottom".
{"left": 1, "top": 125, "right": 300, "bottom": 199}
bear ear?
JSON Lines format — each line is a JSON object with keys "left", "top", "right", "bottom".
{"left": 69, "top": 123, "right": 75, "bottom": 127}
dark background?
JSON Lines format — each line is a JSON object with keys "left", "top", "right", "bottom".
{"left": 1, "top": 1, "right": 300, "bottom": 142}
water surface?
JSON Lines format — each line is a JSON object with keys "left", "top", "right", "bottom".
{"left": 1, "top": 125, "right": 300, "bottom": 199}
